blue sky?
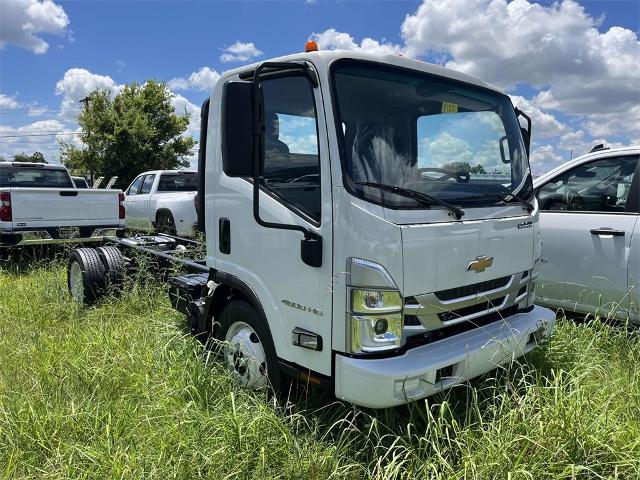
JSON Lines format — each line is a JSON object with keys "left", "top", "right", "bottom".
{"left": 0, "top": 0, "right": 638, "bottom": 174}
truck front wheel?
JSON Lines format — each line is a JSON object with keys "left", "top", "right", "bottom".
{"left": 218, "top": 300, "right": 281, "bottom": 391}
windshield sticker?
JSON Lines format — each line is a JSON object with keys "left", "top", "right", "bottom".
{"left": 441, "top": 102, "right": 459, "bottom": 113}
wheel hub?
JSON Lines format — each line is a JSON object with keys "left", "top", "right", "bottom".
{"left": 224, "top": 321, "right": 268, "bottom": 389}
{"left": 69, "top": 261, "right": 84, "bottom": 304}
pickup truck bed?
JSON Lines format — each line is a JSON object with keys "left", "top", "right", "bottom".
{"left": 0, "top": 162, "right": 125, "bottom": 247}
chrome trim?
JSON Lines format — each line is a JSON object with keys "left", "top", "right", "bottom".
{"left": 347, "top": 257, "right": 397, "bottom": 289}
{"left": 404, "top": 271, "right": 531, "bottom": 332}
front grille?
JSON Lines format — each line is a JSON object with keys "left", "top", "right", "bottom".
{"left": 404, "top": 315, "right": 421, "bottom": 326}
{"left": 404, "top": 305, "right": 519, "bottom": 350}
{"left": 435, "top": 275, "right": 511, "bottom": 301}
{"left": 438, "top": 296, "right": 505, "bottom": 322}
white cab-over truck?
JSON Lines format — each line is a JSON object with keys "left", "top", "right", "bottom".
{"left": 1, "top": 162, "right": 125, "bottom": 248}
{"left": 66, "top": 49, "right": 555, "bottom": 408}
{"left": 124, "top": 170, "right": 199, "bottom": 237}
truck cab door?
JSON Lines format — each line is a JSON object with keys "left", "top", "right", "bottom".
{"left": 211, "top": 72, "right": 334, "bottom": 376}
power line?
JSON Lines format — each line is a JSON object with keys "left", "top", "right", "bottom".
{"left": 0, "top": 131, "right": 82, "bottom": 139}
{"left": 0, "top": 107, "right": 83, "bottom": 114}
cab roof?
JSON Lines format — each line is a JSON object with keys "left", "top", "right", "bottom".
{"left": 220, "top": 50, "right": 503, "bottom": 95}
{"left": 0, "top": 161, "right": 68, "bottom": 170}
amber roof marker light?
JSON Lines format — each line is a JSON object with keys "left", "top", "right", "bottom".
{"left": 305, "top": 40, "right": 319, "bottom": 52}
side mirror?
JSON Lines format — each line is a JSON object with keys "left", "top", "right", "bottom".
{"left": 222, "top": 81, "right": 260, "bottom": 177}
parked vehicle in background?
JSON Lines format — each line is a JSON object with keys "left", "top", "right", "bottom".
{"left": 0, "top": 162, "right": 125, "bottom": 247}
{"left": 72, "top": 176, "right": 89, "bottom": 188}
{"left": 534, "top": 146, "right": 640, "bottom": 323}
{"left": 67, "top": 48, "right": 555, "bottom": 408}
{"left": 124, "top": 170, "right": 198, "bottom": 237}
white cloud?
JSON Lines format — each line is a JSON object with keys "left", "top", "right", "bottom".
{"left": 0, "top": 94, "right": 20, "bottom": 110}
{"left": 310, "top": 28, "right": 402, "bottom": 56}
{"left": 510, "top": 95, "right": 568, "bottom": 139}
{"left": 55, "top": 68, "right": 122, "bottom": 121}
{"left": 529, "top": 145, "right": 567, "bottom": 176}
{"left": 0, "top": 0, "right": 69, "bottom": 54}
{"left": 583, "top": 105, "right": 640, "bottom": 141}
{"left": 168, "top": 66, "right": 220, "bottom": 92}
{"left": 420, "top": 131, "right": 473, "bottom": 166}
{"left": 220, "top": 41, "right": 263, "bottom": 63}
{"left": 170, "top": 93, "right": 200, "bottom": 138}
{"left": 0, "top": 119, "right": 74, "bottom": 162}
{"left": 400, "top": 0, "right": 639, "bottom": 118}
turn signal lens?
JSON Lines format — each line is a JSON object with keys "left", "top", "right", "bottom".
{"left": 0, "top": 192, "right": 12, "bottom": 222}
{"left": 118, "top": 192, "right": 125, "bottom": 220}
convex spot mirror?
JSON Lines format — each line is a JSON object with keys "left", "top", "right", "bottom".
{"left": 222, "top": 81, "right": 264, "bottom": 178}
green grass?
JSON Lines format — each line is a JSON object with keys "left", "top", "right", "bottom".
{"left": 1, "top": 258, "right": 640, "bottom": 479}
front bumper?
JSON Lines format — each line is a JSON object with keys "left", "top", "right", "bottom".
{"left": 334, "top": 305, "right": 555, "bottom": 408}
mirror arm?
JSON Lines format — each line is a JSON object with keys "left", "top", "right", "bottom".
{"left": 515, "top": 107, "right": 532, "bottom": 157}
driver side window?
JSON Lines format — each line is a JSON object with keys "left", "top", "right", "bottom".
{"left": 260, "top": 75, "right": 321, "bottom": 223}
{"left": 538, "top": 156, "right": 638, "bottom": 212}
{"left": 127, "top": 175, "right": 144, "bottom": 196}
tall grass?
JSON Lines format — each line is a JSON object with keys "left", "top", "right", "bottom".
{"left": 1, "top": 258, "right": 639, "bottom": 479}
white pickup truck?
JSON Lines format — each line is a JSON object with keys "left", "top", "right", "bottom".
{"left": 0, "top": 162, "right": 125, "bottom": 248}
{"left": 124, "top": 170, "right": 199, "bottom": 237}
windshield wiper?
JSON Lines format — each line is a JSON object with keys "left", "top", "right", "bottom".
{"left": 356, "top": 182, "right": 465, "bottom": 220}
{"left": 484, "top": 192, "right": 534, "bottom": 213}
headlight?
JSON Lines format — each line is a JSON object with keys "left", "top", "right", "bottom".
{"left": 351, "top": 289, "right": 402, "bottom": 314}
{"left": 347, "top": 258, "right": 403, "bottom": 354}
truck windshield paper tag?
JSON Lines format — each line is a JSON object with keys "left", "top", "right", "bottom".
{"left": 441, "top": 102, "right": 459, "bottom": 113}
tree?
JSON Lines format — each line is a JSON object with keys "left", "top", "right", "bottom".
{"left": 60, "top": 81, "right": 196, "bottom": 187}
{"left": 12, "top": 151, "right": 47, "bottom": 163}
{"left": 442, "top": 161, "right": 487, "bottom": 175}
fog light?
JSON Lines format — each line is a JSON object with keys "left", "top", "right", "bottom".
{"left": 374, "top": 318, "right": 388, "bottom": 335}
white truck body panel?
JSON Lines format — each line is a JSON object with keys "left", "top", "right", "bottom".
{"left": 199, "top": 50, "right": 555, "bottom": 407}
{"left": 534, "top": 146, "right": 640, "bottom": 322}
{"left": 124, "top": 170, "right": 198, "bottom": 237}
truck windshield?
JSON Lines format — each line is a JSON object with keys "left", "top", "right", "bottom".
{"left": 0, "top": 166, "right": 74, "bottom": 188}
{"left": 331, "top": 60, "right": 533, "bottom": 209}
{"left": 157, "top": 173, "right": 198, "bottom": 192}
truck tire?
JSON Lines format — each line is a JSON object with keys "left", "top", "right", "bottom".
{"left": 67, "top": 248, "right": 107, "bottom": 306}
{"left": 156, "top": 211, "right": 177, "bottom": 236}
{"left": 217, "top": 300, "right": 282, "bottom": 392}
{"left": 96, "top": 246, "right": 126, "bottom": 289}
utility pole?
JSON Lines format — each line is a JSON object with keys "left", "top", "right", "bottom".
{"left": 79, "top": 96, "right": 93, "bottom": 185}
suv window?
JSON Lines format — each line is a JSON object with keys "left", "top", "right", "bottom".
{"left": 538, "top": 156, "right": 638, "bottom": 212}
{"left": 140, "top": 174, "right": 156, "bottom": 195}
{"left": 127, "top": 175, "right": 144, "bottom": 195}
{"left": 260, "top": 75, "right": 321, "bottom": 223}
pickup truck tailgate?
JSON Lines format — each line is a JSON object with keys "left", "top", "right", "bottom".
{"left": 9, "top": 188, "right": 120, "bottom": 227}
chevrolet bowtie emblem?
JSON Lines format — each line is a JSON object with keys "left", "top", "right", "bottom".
{"left": 467, "top": 255, "right": 494, "bottom": 273}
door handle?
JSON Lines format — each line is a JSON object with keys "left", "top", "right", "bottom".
{"left": 590, "top": 228, "right": 625, "bottom": 237}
